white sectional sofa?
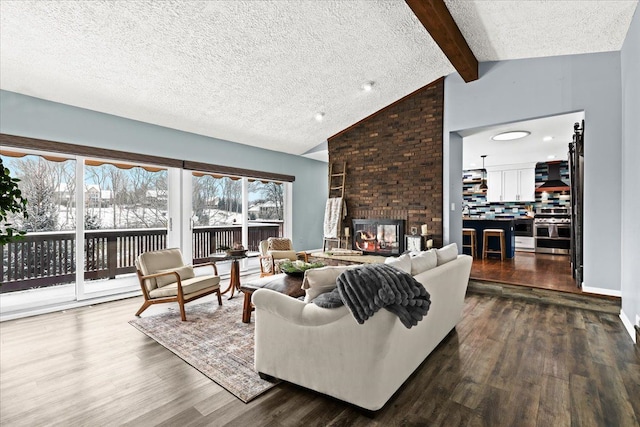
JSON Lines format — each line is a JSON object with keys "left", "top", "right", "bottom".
{"left": 252, "top": 247, "right": 473, "bottom": 411}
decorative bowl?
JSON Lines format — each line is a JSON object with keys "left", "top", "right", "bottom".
{"left": 226, "top": 249, "right": 247, "bottom": 257}
{"left": 279, "top": 260, "right": 324, "bottom": 276}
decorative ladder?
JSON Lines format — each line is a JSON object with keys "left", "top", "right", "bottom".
{"left": 328, "top": 161, "right": 346, "bottom": 199}
{"left": 323, "top": 161, "right": 347, "bottom": 251}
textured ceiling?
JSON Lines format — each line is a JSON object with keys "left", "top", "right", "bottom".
{"left": 0, "top": 1, "right": 637, "bottom": 159}
{"left": 0, "top": 1, "right": 453, "bottom": 156}
{"left": 445, "top": 0, "right": 638, "bottom": 61}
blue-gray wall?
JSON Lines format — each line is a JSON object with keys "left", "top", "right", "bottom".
{"left": 621, "top": 7, "right": 640, "bottom": 332}
{"left": 0, "top": 90, "right": 328, "bottom": 251}
{"left": 445, "top": 51, "right": 623, "bottom": 294}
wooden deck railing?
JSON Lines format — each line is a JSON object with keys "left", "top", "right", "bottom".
{"left": 1, "top": 222, "right": 282, "bottom": 293}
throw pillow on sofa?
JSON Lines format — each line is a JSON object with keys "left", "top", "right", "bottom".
{"left": 302, "top": 265, "right": 352, "bottom": 302}
{"left": 384, "top": 253, "right": 412, "bottom": 274}
{"left": 410, "top": 249, "right": 437, "bottom": 275}
{"left": 436, "top": 243, "right": 458, "bottom": 266}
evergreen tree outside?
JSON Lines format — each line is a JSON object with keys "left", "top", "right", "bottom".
{"left": 14, "top": 157, "right": 59, "bottom": 232}
{"left": 0, "top": 157, "right": 28, "bottom": 245}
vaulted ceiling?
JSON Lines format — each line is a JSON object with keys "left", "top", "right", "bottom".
{"left": 1, "top": 1, "right": 637, "bottom": 159}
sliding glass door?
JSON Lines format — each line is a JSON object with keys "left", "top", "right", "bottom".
{"left": 79, "top": 159, "right": 169, "bottom": 298}
{"left": 0, "top": 148, "right": 174, "bottom": 313}
{"left": 1, "top": 149, "right": 78, "bottom": 312}
{"left": 1, "top": 143, "right": 293, "bottom": 318}
{"left": 189, "top": 172, "right": 288, "bottom": 274}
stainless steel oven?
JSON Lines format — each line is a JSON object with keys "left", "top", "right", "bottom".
{"left": 534, "top": 208, "right": 571, "bottom": 255}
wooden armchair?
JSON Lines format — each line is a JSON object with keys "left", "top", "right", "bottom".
{"left": 135, "top": 248, "right": 222, "bottom": 321}
{"left": 259, "top": 238, "right": 308, "bottom": 277}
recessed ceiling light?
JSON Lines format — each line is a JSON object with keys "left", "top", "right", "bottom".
{"left": 543, "top": 136, "right": 553, "bottom": 141}
{"left": 362, "top": 81, "right": 374, "bottom": 91}
{"left": 314, "top": 112, "right": 325, "bottom": 122}
{"left": 491, "top": 131, "right": 530, "bottom": 141}
{"left": 547, "top": 155, "right": 556, "bottom": 159}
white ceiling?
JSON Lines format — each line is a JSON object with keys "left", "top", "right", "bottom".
{"left": 445, "top": 0, "right": 638, "bottom": 61}
{"left": 460, "top": 111, "right": 585, "bottom": 169}
{"left": 0, "top": 1, "right": 637, "bottom": 161}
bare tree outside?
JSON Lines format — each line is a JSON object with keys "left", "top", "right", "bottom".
{"left": 249, "top": 180, "right": 284, "bottom": 221}
{"left": 7, "top": 155, "right": 75, "bottom": 232}
{"left": 192, "top": 174, "right": 242, "bottom": 226}
{"left": 2, "top": 154, "right": 76, "bottom": 284}
{"left": 2, "top": 153, "right": 287, "bottom": 293}
{"left": 84, "top": 163, "right": 167, "bottom": 229}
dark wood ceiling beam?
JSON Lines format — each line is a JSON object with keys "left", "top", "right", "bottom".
{"left": 406, "top": 0, "right": 479, "bottom": 83}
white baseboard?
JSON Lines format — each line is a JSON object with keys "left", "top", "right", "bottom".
{"left": 0, "top": 290, "right": 142, "bottom": 322}
{"left": 620, "top": 309, "right": 637, "bottom": 344}
{"left": 581, "top": 285, "right": 622, "bottom": 297}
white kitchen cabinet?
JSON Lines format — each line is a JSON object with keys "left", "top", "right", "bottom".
{"left": 487, "top": 167, "right": 535, "bottom": 202}
{"left": 502, "top": 169, "right": 519, "bottom": 201}
{"left": 487, "top": 171, "right": 503, "bottom": 202}
{"left": 518, "top": 168, "right": 536, "bottom": 201}
{"left": 515, "top": 236, "right": 535, "bottom": 251}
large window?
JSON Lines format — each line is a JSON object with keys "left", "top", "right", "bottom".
{"left": 192, "top": 173, "right": 242, "bottom": 227}
{"left": 84, "top": 161, "right": 168, "bottom": 230}
{"left": 191, "top": 173, "right": 243, "bottom": 262}
{"left": 82, "top": 160, "right": 168, "bottom": 295}
{"left": 190, "top": 173, "right": 287, "bottom": 265}
{"left": 1, "top": 136, "right": 294, "bottom": 319}
{"left": 0, "top": 149, "right": 171, "bottom": 313}
{"left": 1, "top": 151, "right": 77, "bottom": 308}
{"left": 248, "top": 179, "right": 285, "bottom": 248}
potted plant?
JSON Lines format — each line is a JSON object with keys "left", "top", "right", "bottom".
{"left": 0, "top": 158, "right": 28, "bottom": 245}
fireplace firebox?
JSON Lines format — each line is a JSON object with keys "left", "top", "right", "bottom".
{"left": 352, "top": 219, "right": 405, "bottom": 255}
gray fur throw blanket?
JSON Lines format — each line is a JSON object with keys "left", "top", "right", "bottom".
{"left": 313, "top": 264, "right": 431, "bottom": 328}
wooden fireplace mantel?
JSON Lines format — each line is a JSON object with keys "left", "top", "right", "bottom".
{"left": 308, "top": 252, "right": 387, "bottom": 267}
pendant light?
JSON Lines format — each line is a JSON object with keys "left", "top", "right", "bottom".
{"left": 479, "top": 155, "right": 488, "bottom": 190}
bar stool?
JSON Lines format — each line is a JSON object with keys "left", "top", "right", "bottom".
{"left": 483, "top": 229, "right": 506, "bottom": 260}
{"left": 462, "top": 228, "right": 477, "bottom": 258}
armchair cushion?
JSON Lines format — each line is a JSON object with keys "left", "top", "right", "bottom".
{"left": 148, "top": 275, "right": 221, "bottom": 299}
{"left": 134, "top": 247, "right": 222, "bottom": 321}
{"left": 137, "top": 248, "right": 186, "bottom": 291}
{"left": 269, "top": 250, "right": 298, "bottom": 260}
{"left": 155, "top": 265, "right": 195, "bottom": 287}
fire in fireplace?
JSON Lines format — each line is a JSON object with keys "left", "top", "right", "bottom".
{"left": 352, "top": 219, "right": 405, "bottom": 255}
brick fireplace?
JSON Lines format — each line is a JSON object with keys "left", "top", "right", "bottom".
{"left": 352, "top": 219, "right": 404, "bottom": 255}
{"left": 328, "top": 78, "right": 444, "bottom": 248}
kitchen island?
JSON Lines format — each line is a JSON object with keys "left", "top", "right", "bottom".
{"left": 463, "top": 218, "right": 516, "bottom": 259}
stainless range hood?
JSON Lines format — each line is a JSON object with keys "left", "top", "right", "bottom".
{"left": 535, "top": 161, "right": 570, "bottom": 192}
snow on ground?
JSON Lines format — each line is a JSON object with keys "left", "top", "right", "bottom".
{"left": 57, "top": 206, "right": 245, "bottom": 229}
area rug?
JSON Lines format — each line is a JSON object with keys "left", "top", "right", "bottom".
{"left": 128, "top": 297, "right": 279, "bottom": 403}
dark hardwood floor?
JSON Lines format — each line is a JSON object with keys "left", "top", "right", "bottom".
{"left": 471, "top": 251, "right": 582, "bottom": 294}
{"left": 1, "top": 290, "right": 638, "bottom": 426}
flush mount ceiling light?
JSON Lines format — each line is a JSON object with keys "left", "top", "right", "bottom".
{"left": 314, "top": 112, "right": 325, "bottom": 122}
{"left": 491, "top": 131, "right": 530, "bottom": 141}
{"left": 362, "top": 81, "right": 374, "bottom": 91}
